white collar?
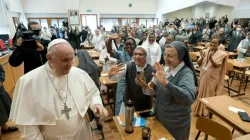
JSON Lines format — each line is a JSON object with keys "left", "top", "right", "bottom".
{"left": 45, "top": 62, "right": 65, "bottom": 78}
{"left": 136, "top": 63, "right": 147, "bottom": 71}
{"left": 165, "top": 61, "right": 185, "bottom": 77}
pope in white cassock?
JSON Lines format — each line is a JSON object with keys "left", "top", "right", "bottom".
{"left": 9, "top": 39, "right": 108, "bottom": 140}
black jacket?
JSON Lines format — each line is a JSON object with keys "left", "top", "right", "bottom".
{"left": 189, "top": 31, "right": 202, "bottom": 45}
{"left": 77, "top": 50, "right": 101, "bottom": 88}
{"left": 81, "top": 30, "right": 88, "bottom": 42}
{"left": 9, "top": 39, "right": 50, "bottom": 74}
{"left": 67, "top": 30, "right": 76, "bottom": 41}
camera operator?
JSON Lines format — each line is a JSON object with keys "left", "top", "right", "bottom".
{"left": 9, "top": 21, "right": 50, "bottom": 74}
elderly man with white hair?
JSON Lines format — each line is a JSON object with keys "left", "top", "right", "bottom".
{"left": 92, "top": 29, "right": 104, "bottom": 51}
{"left": 10, "top": 39, "right": 108, "bottom": 140}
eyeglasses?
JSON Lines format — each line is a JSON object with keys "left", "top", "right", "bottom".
{"left": 126, "top": 43, "right": 134, "bottom": 46}
{"left": 133, "top": 52, "right": 144, "bottom": 56}
{"left": 210, "top": 41, "right": 219, "bottom": 45}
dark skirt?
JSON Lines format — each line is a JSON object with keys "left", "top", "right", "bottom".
{"left": 165, "top": 123, "right": 190, "bottom": 140}
{"left": 69, "top": 41, "right": 77, "bottom": 50}
{"left": 0, "top": 91, "right": 11, "bottom": 125}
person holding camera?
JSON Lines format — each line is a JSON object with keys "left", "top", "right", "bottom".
{"left": 9, "top": 21, "right": 50, "bottom": 74}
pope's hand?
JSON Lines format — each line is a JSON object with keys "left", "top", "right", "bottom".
{"left": 93, "top": 104, "right": 108, "bottom": 117}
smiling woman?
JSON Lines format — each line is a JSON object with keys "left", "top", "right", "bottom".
{"left": 194, "top": 36, "right": 228, "bottom": 117}
{"left": 137, "top": 41, "right": 197, "bottom": 140}
{"left": 108, "top": 47, "right": 155, "bottom": 113}
{"left": 142, "top": 32, "right": 162, "bottom": 66}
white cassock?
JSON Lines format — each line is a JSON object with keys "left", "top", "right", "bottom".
{"left": 92, "top": 35, "right": 103, "bottom": 51}
{"left": 10, "top": 62, "right": 103, "bottom": 140}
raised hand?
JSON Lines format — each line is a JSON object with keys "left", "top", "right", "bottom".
{"left": 16, "top": 37, "right": 22, "bottom": 47}
{"left": 108, "top": 64, "right": 125, "bottom": 76}
{"left": 36, "top": 40, "right": 44, "bottom": 51}
{"left": 152, "top": 62, "right": 168, "bottom": 86}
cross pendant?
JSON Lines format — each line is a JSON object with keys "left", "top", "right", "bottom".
{"left": 61, "top": 104, "right": 71, "bottom": 119}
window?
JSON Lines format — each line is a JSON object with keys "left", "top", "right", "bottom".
{"left": 101, "top": 19, "right": 118, "bottom": 31}
{"left": 40, "top": 19, "right": 48, "bottom": 29}
{"left": 58, "top": 19, "right": 65, "bottom": 28}
{"left": 121, "top": 19, "right": 127, "bottom": 26}
{"left": 139, "top": 19, "right": 146, "bottom": 26}
{"left": 81, "top": 14, "right": 97, "bottom": 34}
{"left": 51, "top": 19, "right": 58, "bottom": 28}
{"left": 146, "top": 19, "right": 153, "bottom": 28}
{"left": 28, "top": 18, "right": 67, "bottom": 29}
{"left": 154, "top": 18, "right": 158, "bottom": 26}
{"left": 128, "top": 19, "right": 136, "bottom": 24}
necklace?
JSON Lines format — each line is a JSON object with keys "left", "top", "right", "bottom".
{"left": 45, "top": 65, "right": 71, "bottom": 119}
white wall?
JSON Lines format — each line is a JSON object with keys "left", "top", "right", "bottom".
{"left": 232, "top": 0, "right": 250, "bottom": 19}
{"left": 9, "top": 0, "right": 28, "bottom": 26}
{"left": 79, "top": 0, "right": 156, "bottom": 14}
{"left": 162, "top": 3, "right": 233, "bottom": 23}
{"left": 164, "top": 7, "right": 193, "bottom": 21}
{"left": 22, "top": 0, "right": 68, "bottom": 13}
{"left": 156, "top": 0, "right": 239, "bottom": 22}
{"left": 216, "top": 5, "right": 233, "bottom": 22}
{"left": 156, "top": 0, "right": 197, "bottom": 21}
{"left": 0, "top": 0, "right": 21, "bottom": 37}
{"left": 22, "top": 0, "right": 156, "bottom": 14}
{"left": 0, "top": 0, "right": 9, "bottom": 34}
{"left": 25, "top": 13, "right": 67, "bottom": 18}
{"left": 22, "top": 0, "right": 156, "bottom": 27}
{"left": 9, "top": 0, "right": 23, "bottom": 12}
{"left": 193, "top": 2, "right": 219, "bottom": 18}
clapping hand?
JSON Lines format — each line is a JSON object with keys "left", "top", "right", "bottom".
{"left": 152, "top": 62, "right": 168, "bottom": 86}
{"left": 209, "top": 53, "right": 214, "bottom": 62}
{"left": 200, "top": 50, "right": 205, "bottom": 59}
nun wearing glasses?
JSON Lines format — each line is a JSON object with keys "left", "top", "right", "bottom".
{"left": 136, "top": 41, "right": 198, "bottom": 140}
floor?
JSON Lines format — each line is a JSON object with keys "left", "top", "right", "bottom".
{"left": 1, "top": 75, "right": 250, "bottom": 140}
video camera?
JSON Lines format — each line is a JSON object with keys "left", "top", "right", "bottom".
{"left": 12, "top": 22, "right": 41, "bottom": 49}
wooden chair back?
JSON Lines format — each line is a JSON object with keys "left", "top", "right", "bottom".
{"left": 190, "top": 53, "right": 197, "bottom": 62}
{"left": 198, "top": 42, "right": 205, "bottom": 46}
{"left": 226, "top": 61, "right": 234, "bottom": 71}
{"left": 246, "top": 57, "right": 250, "bottom": 63}
{"left": 196, "top": 117, "right": 232, "bottom": 140}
